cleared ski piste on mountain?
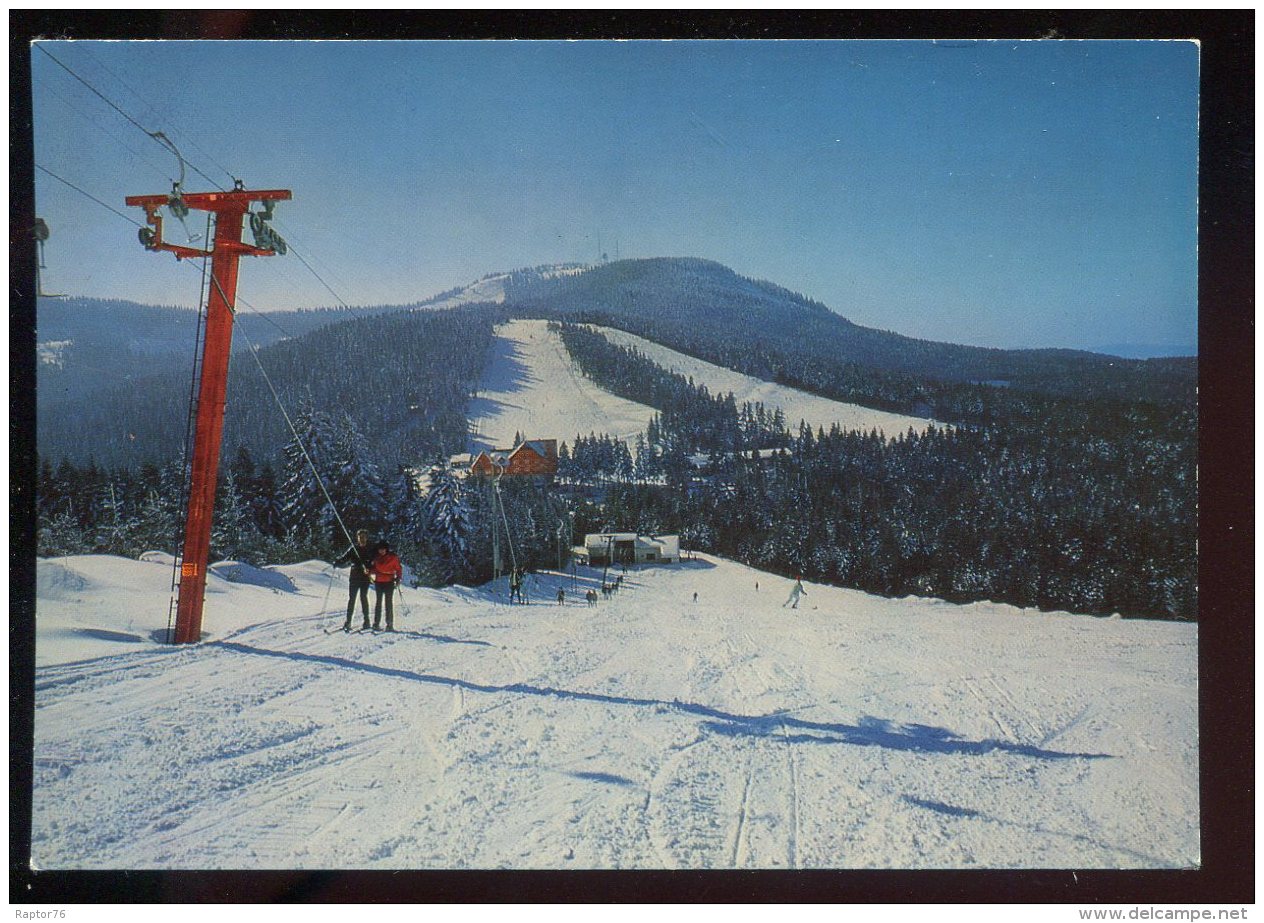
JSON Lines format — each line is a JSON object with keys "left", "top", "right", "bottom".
{"left": 468, "top": 319, "right": 658, "bottom": 449}
{"left": 468, "top": 319, "right": 935, "bottom": 451}
{"left": 589, "top": 324, "right": 938, "bottom": 437}
{"left": 32, "top": 553, "right": 1197, "bottom": 869}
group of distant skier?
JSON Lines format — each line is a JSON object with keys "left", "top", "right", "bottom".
{"left": 332, "top": 529, "right": 810, "bottom": 628}
{"left": 334, "top": 529, "right": 403, "bottom": 632}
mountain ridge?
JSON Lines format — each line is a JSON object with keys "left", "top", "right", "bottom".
{"left": 37, "top": 258, "right": 1195, "bottom": 384}
{"left": 34, "top": 257, "right": 1195, "bottom": 467}
{"left": 500, "top": 257, "right": 1195, "bottom": 393}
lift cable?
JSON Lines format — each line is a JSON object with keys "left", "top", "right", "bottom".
{"left": 282, "top": 240, "right": 355, "bottom": 311}
{"left": 214, "top": 272, "right": 358, "bottom": 553}
{"left": 34, "top": 160, "right": 318, "bottom": 351}
{"left": 40, "top": 79, "right": 178, "bottom": 185}
{"left": 36, "top": 44, "right": 370, "bottom": 320}
{"left": 34, "top": 44, "right": 225, "bottom": 192}
{"left": 79, "top": 43, "right": 239, "bottom": 188}
{"left": 35, "top": 163, "right": 145, "bottom": 227}
{"left": 36, "top": 157, "right": 356, "bottom": 578}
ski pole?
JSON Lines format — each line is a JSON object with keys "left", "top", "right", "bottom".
{"left": 396, "top": 581, "right": 410, "bottom": 622}
{"left": 320, "top": 563, "right": 336, "bottom": 624}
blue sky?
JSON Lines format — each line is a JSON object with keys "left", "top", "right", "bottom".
{"left": 32, "top": 39, "right": 1198, "bottom": 352}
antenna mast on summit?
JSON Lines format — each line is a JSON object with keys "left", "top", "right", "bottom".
{"left": 125, "top": 184, "right": 291, "bottom": 644}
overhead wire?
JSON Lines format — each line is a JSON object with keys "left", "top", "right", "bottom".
{"left": 39, "top": 79, "right": 178, "bottom": 184}
{"left": 78, "top": 43, "right": 239, "bottom": 188}
{"left": 36, "top": 41, "right": 371, "bottom": 321}
{"left": 34, "top": 163, "right": 355, "bottom": 554}
{"left": 278, "top": 238, "right": 355, "bottom": 311}
{"left": 35, "top": 163, "right": 145, "bottom": 228}
{"left": 33, "top": 43, "right": 225, "bottom": 192}
{"left": 35, "top": 157, "right": 303, "bottom": 348}
{"left": 224, "top": 274, "right": 358, "bottom": 552}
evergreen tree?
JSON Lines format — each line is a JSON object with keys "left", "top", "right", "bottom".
{"left": 280, "top": 405, "right": 341, "bottom": 556}
{"left": 423, "top": 464, "right": 473, "bottom": 583}
{"left": 37, "top": 458, "right": 61, "bottom": 519}
{"left": 387, "top": 466, "right": 427, "bottom": 546}
{"left": 327, "top": 413, "right": 388, "bottom": 539}
{"left": 38, "top": 508, "right": 90, "bottom": 557}
{"left": 130, "top": 463, "right": 184, "bottom": 555}
{"left": 211, "top": 469, "right": 253, "bottom": 561}
{"left": 616, "top": 441, "right": 635, "bottom": 483}
{"left": 94, "top": 479, "right": 135, "bottom": 555}
{"left": 250, "top": 463, "right": 285, "bottom": 539}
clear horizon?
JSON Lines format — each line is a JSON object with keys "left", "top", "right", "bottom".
{"left": 32, "top": 39, "right": 1198, "bottom": 354}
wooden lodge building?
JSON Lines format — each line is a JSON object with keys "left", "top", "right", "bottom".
{"left": 468, "top": 438, "right": 559, "bottom": 478}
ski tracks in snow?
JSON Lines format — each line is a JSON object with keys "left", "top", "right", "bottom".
{"left": 645, "top": 721, "right": 807, "bottom": 870}
{"left": 637, "top": 620, "right": 816, "bottom": 870}
{"left": 31, "top": 556, "right": 1199, "bottom": 869}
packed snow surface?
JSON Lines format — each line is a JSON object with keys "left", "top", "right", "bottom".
{"left": 590, "top": 325, "right": 938, "bottom": 438}
{"left": 468, "top": 319, "right": 658, "bottom": 450}
{"left": 32, "top": 553, "right": 1197, "bottom": 870}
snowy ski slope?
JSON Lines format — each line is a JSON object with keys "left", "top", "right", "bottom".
{"left": 31, "top": 553, "right": 1197, "bottom": 869}
{"left": 467, "top": 319, "right": 936, "bottom": 453}
{"left": 467, "top": 319, "right": 659, "bottom": 450}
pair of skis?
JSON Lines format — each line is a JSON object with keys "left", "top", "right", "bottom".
{"left": 321, "top": 584, "right": 409, "bottom": 634}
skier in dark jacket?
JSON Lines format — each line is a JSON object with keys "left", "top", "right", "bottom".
{"left": 370, "top": 540, "right": 404, "bottom": 631}
{"left": 334, "top": 529, "right": 374, "bottom": 631}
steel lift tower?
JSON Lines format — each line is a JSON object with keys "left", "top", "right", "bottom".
{"left": 126, "top": 185, "right": 291, "bottom": 643}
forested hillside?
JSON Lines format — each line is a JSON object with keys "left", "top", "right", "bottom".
{"left": 552, "top": 323, "right": 1196, "bottom": 620}
{"left": 38, "top": 301, "right": 499, "bottom": 469}
{"left": 506, "top": 258, "right": 1196, "bottom": 411}
{"left": 36, "top": 303, "right": 499, "bottom": 575}
{"left": 36, "top": 296, "right": 445, "bottom": 463}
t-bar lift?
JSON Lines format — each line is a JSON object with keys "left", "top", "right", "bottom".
{"left": 126, "top": 184, "right": 291, "bottom": 643}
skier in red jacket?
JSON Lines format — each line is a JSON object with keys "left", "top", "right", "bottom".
{"left": 370, "top": 541, "right": 404, "bottom": 631}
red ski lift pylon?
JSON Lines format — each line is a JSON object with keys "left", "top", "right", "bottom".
{"left": 125, "top": 184, "right": 291, "bottom": 644}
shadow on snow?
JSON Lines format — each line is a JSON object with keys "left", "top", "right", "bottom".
{"left": 568, "top": 771, "right": 637, "bottom": 787}
{"left": 392, "top": 630, "right": 493, "bottom": 647}
{"left": 897, "top": 795, "right": 1168, "bottom": 864}
{"left": 213, "top": 641, "right": 1112, "bottom": 763}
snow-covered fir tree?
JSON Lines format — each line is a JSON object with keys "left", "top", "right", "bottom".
{"left": 325, "top": 413, "right": 388, "bottom": 540}
{"left": 279, "top": 405, "right": 341, "bottom": 555}
{"left": 211, "top": 469, "right": 252, "bottom": 561}
{"left": 38, "top": 507, "right": 91, "bottom": 557}
{"left": 423, "top": 464, "right": 473, "bottom": 582}
{"left": 94, "top": 480, "right": 135, "bottom": 556}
